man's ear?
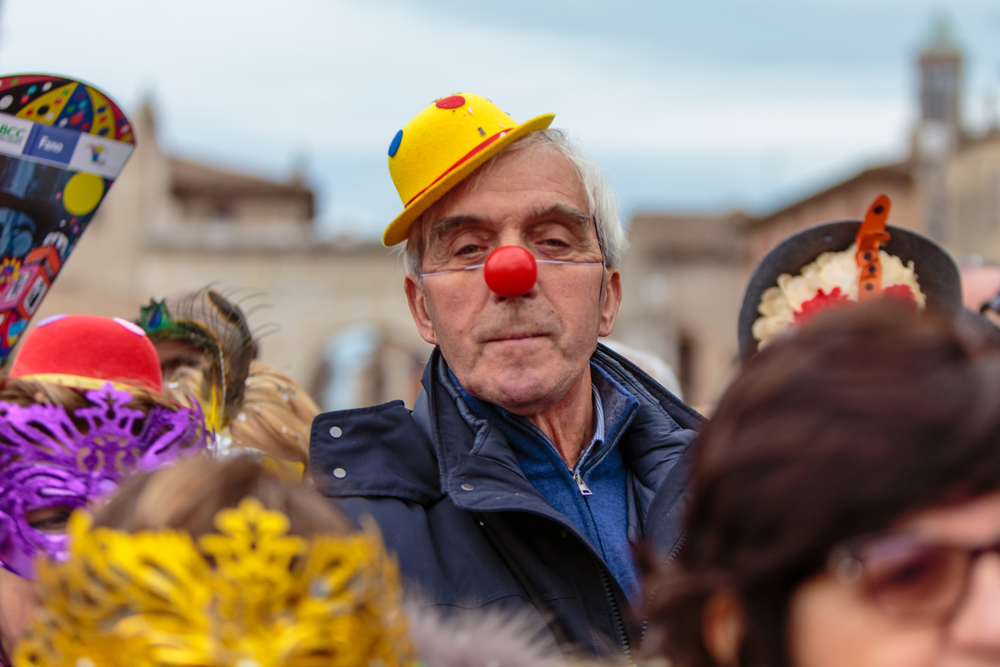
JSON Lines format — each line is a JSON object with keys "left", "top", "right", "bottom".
{"left": 703, "top": 590, "right": 746, "bottom": 666}
{"left": 598, "top": 269, "right": 623, "bottom": 337}
{"left": 405, "top": 275, "right": 438, "bottom": 346}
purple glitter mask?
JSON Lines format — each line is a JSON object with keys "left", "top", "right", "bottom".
{"left": 0, "top": 383, "right": 206, "bottom": 578}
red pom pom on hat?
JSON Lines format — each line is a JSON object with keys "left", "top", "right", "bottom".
{"left": 9, "top": 314, "right": 163, "bottom": 393}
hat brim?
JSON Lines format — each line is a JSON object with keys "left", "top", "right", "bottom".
{"left": 382, "top": 112, "right": 556, "bottom": 247}
{"left": 737, "top": 220, "right": 963, "bottom": 358}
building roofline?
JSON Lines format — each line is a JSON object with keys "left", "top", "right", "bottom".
{"left": 746, "top": 161, "right": 913, "bottom": 231}
{"left": 168, "top": 157, "right": 314, "bottom": 199}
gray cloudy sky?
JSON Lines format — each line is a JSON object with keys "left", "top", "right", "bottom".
{"left": 2, "top": 0, "right": 998, "bottom": 237}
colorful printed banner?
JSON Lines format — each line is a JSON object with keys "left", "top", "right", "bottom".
{"left": 0, "top": 75, "right": 134, "bottom": 365}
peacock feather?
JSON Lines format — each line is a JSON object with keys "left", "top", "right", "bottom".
{"left": 138, "top": 288, "right": 314, "bottom": 477}
{"left": 138, "top": 289, "right": 256, "bottom": 434}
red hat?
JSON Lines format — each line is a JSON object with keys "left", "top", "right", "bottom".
{"left": 9, "top": 314, "right": 163, "bottom": 393}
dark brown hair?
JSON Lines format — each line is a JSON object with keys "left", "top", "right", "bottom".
{"left": 93, "top": 455, "right": 352, "bottom": 538}
{"left": 643, "top": 302, "right": 1000, "bottom": 667}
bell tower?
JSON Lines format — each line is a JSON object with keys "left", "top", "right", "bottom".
{"left": 913, "top": 17, "right": 963, "bottom": 241}
{"left": 919, "top": 17, "right": 963, "bottom": 134}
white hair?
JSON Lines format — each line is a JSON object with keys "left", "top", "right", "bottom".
{"left": 402, "top": 128, "right": 628, "bottom": 275}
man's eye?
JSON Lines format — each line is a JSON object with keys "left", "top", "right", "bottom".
{"left": 541, "top": 238, "right": 570, "bottom": 248}
{"left": 456, "top": 244, "right": 483, "bottom": 256}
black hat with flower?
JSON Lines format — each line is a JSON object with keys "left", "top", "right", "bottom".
{"left": 738, "top": 194, "right": 963, "bottom": 358}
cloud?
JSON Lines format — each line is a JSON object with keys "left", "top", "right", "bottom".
{"left": 1, "top": 0, "right": 994, "bottom": 236}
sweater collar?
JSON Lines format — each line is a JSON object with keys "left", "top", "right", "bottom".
{"left": 445, "top": 361, "right": 639, "bottom": 476}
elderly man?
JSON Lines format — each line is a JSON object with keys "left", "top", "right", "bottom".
{"left": 311, "top": 93, "right": 701, "bottom": 658}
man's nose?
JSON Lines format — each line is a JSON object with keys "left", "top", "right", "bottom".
{"left": 948, "top": 552, "right": 1000, "bottom": 661}
{"left": 485, "top": 246, "right": 537, "bottom": 298}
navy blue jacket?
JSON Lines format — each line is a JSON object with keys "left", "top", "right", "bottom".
{"left": 310, "top": 343, "right": 702, "bottom": 659}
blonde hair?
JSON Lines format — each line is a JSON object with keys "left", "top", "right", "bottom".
{"left": 93, "top": 455, "right": 349, "bottom": 538}
{"left": 163, "top": 361, "right": 317, "bottom": 474}
{"left": 0, "top": 377, "right": 181, "bottom": 412}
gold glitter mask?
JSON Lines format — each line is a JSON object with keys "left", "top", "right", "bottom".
{"left": 14, "top": 498, "right": 415, "bottom": 667}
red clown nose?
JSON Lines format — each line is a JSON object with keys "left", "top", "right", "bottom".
{"left": 484, "top": 246, "right": 538, "bottom": 297}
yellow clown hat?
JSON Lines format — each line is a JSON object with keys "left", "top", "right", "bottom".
{"left": 383, "top": 93, "right": 554, "bottom": 246}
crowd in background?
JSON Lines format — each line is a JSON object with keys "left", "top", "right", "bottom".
{"left": 1, "top": 88, "right": 1000, "bottom": 667}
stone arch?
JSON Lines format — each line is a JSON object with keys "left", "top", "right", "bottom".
{"left": 310, "top": 322, "right": 430, "bottom": 411}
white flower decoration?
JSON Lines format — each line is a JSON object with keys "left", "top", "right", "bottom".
{"left": 752, "top": 243, "right": 926, "bottom": 348}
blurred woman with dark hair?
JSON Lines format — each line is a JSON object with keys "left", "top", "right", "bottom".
{"left": 644, "top": 302, "right": 1000, "bottom": 667}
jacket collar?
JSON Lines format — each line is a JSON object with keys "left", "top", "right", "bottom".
{"left": 311, "top": 400, "right": 444, "bottom": 504}
{"left": 419, "top": 346, "right": 701, "bottom": 512}
{"left": 312, "top": 344, "right": 702, "bottom": 545}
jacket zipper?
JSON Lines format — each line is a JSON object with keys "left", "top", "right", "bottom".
{"left": 639, "top": 531, "right": 687, "bottom": 642}
{"left": 573, "top": 471, "right": 593, "bottom": 495}
{"left": 596, "top": 557, "right": 634, "bottom": 664}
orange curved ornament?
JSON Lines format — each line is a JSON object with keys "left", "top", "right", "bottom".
{"left": 855, "top": 194, "right": 892, "bottom": 301}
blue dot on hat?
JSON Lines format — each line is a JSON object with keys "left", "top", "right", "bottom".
{"left": 388, "top": 130, "right": 403, "bottom": 157}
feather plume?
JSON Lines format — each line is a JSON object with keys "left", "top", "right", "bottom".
{"left": 139, "top": 288, "right": 256, "bottom": 433}
{"left": 138, "top": 289, "right": 314, "bottom": 478}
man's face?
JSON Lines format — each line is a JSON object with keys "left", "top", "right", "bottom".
{"left": 404, "top": 144, "right": 622, "bottom": 416}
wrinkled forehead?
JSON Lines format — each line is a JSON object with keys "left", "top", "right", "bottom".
{"left": 418, "top": 140, "right": 588, "bottom": 241}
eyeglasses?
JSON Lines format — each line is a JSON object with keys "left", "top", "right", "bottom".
{"left": 828, "top": 533, "right": 1000, "bottom": 621}
{"left": 419, "top": 243, "right": 607, "bottom": 299}
{"left": 420, "top": 257, "right": 604, "bottom": 278}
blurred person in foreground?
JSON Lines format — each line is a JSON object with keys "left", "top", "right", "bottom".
{"left": 310, "top": 93, "right": 701, "bottom": 659}
{"left": 0, "top": 314, "right": 206, "bottom": 663}
{"left": 13, "top": 456, "right": 575, "bottom": 667}
{"left": 644, "top": 301, "right": 1000, "bottom": 667}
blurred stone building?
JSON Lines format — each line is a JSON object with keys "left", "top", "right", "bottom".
{"left": 617, "top": 212, "right": 748, "bottom": 409}
{"left": 619, "top": 18, "right": 1000, "bottom": 411}
{"left": 26, "top": 19, "right": 1000, "bottom": 414}
{"left": 32, "top": 104, "right": 431, "bottom": 410}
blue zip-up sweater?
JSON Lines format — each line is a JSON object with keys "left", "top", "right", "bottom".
{"left": 310, "top": 344, "right": 702, "bottom": 659}
{"left": 455, "top": 364, "right": 642, "bottom": 601}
